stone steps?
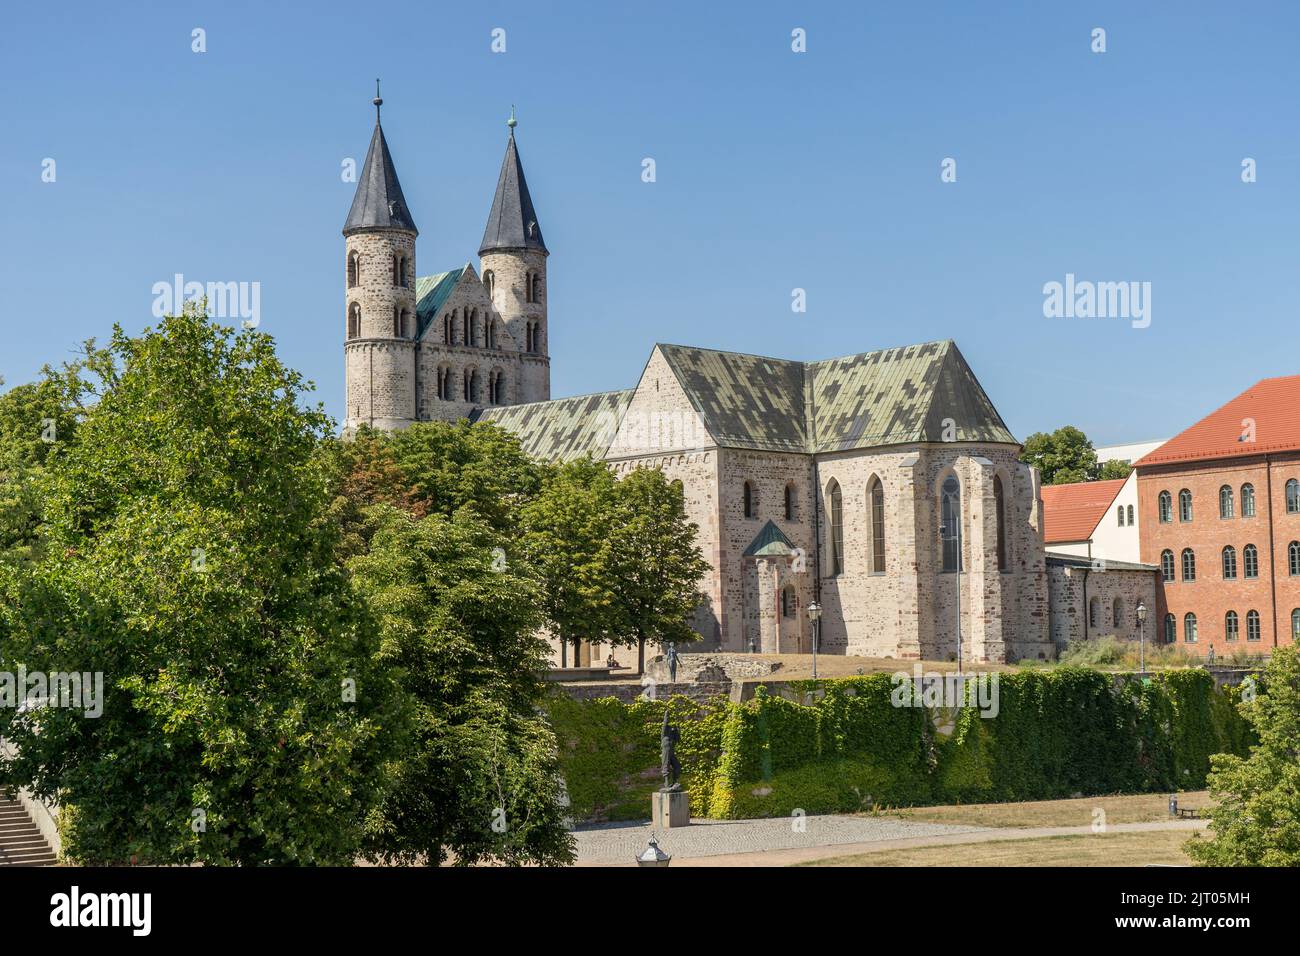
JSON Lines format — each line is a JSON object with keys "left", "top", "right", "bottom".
{"left": 0, "top": 798, "right": 57, "bottom": 866}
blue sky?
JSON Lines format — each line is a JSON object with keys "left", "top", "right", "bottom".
{"left": 3, "top": 0, "right": 1298, "bottom": 445}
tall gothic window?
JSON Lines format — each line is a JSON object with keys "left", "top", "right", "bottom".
{"left": 941, "top": 475, "right": 962, "bottom": 573}
{"left": 827, "top": 479, "right": 843, "bottom": 576}
{"left": 784, "top": 483, "right": 795, "bottom": 521}
{"left": 993, "top": 474, "right": 1008, "bottom": 571}
{"left": 869, "top": 477, "right": 885, "bottom": 574}
{"left": 348, "top": 252, "right": 360, "bottom": 288}
{"left": 1242, "top": 483, "right": 1256, "bottom": 517}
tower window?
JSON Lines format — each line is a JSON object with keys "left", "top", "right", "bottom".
{"left": 347, "top": 302, "right": 361, "bottom": 339}
{"left": 348, "top": 252, "right": 360, "bottom": 288}
{"left": 483, "top": 270, "right": 495, "bottom": 299}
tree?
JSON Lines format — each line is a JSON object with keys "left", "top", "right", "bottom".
{"left": 1097, "top": 458, "right": 1133, "bottom": 481}
{"left": 517, "top": 457, "right": 623, "bottom": 668}
{"left": 0, "top": 311, "right": 399, "bottom": 864}
{"left": 1019, "top": 426, "right": 1101, "bottom": 484}
{"left": 606, "top": 468, "right": 710, "bottom": 672}
{"left": 1185, "top": 647, "right": 1300, "bottom": 866}
{"left": 347, "top": 505, "right": 573, "bottom": 865}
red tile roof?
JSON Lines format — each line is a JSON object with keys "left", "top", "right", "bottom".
{"left": 1040, "top": 478, "right": 1126, "bottom": 543}
{"left": 1136, "top": 375, "right": 1300, "bottom": 468}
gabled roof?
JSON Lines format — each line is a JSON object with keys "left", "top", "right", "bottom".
{"left": 479, "top": 130, "right": 547, "bottom": 255}
{"left": 1135, "top": 376, "right": 1300, "bottom": 468}
{"left": 344, "top": 123, "right": 418, "bottom": 235}
{"left": 414, "top": 266, "right": 468, "bottom": 338}
{"left": 655, "top": 339, "right": 1017, "bottom": 454}
{"left": 474, "top": 390, "right": 633, "bottom": 461}
{"left": 1040, "top": 478, "right": 1126, "bottom": 543}
{"left": 743, "top": 520, "right": 795, "bottom": 557}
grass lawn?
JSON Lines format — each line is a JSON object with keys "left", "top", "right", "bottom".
{"left": 802, "top": 829, "right": 1197, "bottom": 867}
{"left": 882, "top": 790, "right": 1213, "bottom": 829}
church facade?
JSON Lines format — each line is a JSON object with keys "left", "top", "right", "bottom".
{"left": 342, "top": 99, "right": 1056, "bottom": 665}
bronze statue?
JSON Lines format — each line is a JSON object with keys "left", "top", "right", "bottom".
{"left": 666, "top": 642, "right": 679, "bottom": 682}
{"left": 659, "top": 709, "right": 682, "bottom": 792}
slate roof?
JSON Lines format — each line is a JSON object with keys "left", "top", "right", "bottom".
{"left": 344, "top": 122, "right": 418, "bottom": 235}
{"left": 414, "top": 267, "right": 467, "bottom": 339}
{"left": 475, "top": 390, "right": 634, "bottom": 461}
{"left": 480, "top": 339, "right": 1017, "bottom": 463}
{"left": 743, "top": 520, "right": 796, "bottom": 557}
{"left": 1134, "top": 375, "right": 1300, "bottom": 468}
{"left": 479, "top": 131, "right": 547, "bottom": 255}
{"left": 1040, "top": 478, "right": 1127, "bottom": 543}
{"left": 1045, "top": 552, "right": 1159, "bottom": 573}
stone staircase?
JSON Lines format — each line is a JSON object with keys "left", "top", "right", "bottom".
{"left": 0, "top": 796, "right": 57, "bottom": 866}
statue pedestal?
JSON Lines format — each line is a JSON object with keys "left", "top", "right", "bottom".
{"left": 652, "top": 790, "right": 690, "bottom": 828}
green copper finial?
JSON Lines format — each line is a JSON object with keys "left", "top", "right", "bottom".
{"left": 507, "top": 105, "right": 517, "bottom": 130}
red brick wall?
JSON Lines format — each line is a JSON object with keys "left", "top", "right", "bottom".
{"left": 1138, "top": 451, "right": 1300, "bottom": 656}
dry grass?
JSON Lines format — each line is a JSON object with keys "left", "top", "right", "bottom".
{"left": 883, "top": 790, "right": 1213, "bottom": 829}
{"left": 803, "top": 829, "right": 1196, "bottom": 867}
{"left": 737, "top": 654, "right": 1018, "bottom": 682}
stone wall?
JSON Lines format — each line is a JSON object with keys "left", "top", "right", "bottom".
{"left": 1046, "top": 556, "right": 1160, "bottom": 650}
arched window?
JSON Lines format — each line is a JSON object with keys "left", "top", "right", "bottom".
{"left": 1244, "top": 544, "right": 1259, "bottom": 579}
{"left": 347, "top": 252, "right": 360, "bottom": 288}
{"left": 993, "top": 474, "right": 1007, "bottom": 571}
{"left": 781, "top": 584, "right": 796, "bottom": 619}
{"left": 1117, "top": 506, "right": 1124, "bottom": 526}
{"left": 1126, "top": 504, "right": 1134, "bottom": 526}
{"left": 1292, "top": 608, "right": 1300, "bottom": 642}
{"left": 1089, "top": 596, "right": 1100, "bottom": 629}
{"left": 1179, "top": 489, "right": 1193, "bottom": 522}
{"left": 1160, "top": 549, "right": 1175, "bottom": 582}
{"left": 393, "top": 254, "right": 408, "bottom": 288}
{"left": 1219, "top": 485, "right": 1234, "bottom": 519}
{"left": 463, "top": 311, "right": 471, "bottom": 347}
{"left": 347, "top": 302, "right": 361, "bottom": 339}
{"left": 1242, "top": 483, "right": 1256, "bottom": 517}
{"left": 784, "top": 483, "right": 795, "bottom": 521}
{"left": 1246, "top": 609, "right": 1261, "bottom": 642}
{"left": 489, "top": 369, "right": 506, "bottom": 405}
{"left": 442, "top": 314, "right": 452, "bottom": 345}
{"left": 1181, "top": 548, "right": 1196, "bottom": 582}
{"left": 940, "top": 475, "right": 961, "bottom": 573}
{"left": 486, "top": 318, "right": 497, "bottom": 349}
{"left": 463, "top": 367, "right": 479, "bottom": 403}
{"left": 1163, "top": 613, "right": 1176, "bottom": 644}
{"left": 528, "top": 272, "right": 542, "bottom": 304}
{"left": 1289, "top": 479, "right": 1300, "bottom": 514}
{"left": 1184, "top": 613, "right": 1198, "bottom": 643}
{"left": 870, "top": 477, "right": 886, "bottom": 574}
{"left": 1225, "top": 611, "right": 1239, "bottom": 641}
{"left": 743, "top": 481, "right": 755, "bottom": 518}
{"left": 1290, "top": 541, "right": 1300, "bottom": 576}
{"left": 483, "top": 269, "right": 495, "bottom": 299}
{"left": 1222, "top": 546, "right": 1237, "bottom": 579}
{"left": 828, "top": 479, "right": 844, "bottom": 576}
{"left": 1158, "top": 491, "right": 1172, "bottom": 523}
{"left": 1112, "top": 597, "right": 1123, "bottom": 629}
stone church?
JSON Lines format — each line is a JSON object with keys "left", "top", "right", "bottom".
{"left": 342, "top": 98, "right": 1055, "bottom": 665}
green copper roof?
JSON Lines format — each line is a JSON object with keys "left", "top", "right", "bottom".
{"left": 743, "top": 520, "right": 796, "bottom": 557}
{"left": 415, "top": 266, "right": 467, "bottom": 338}
{"left": 474, "top": 389, "right": 634, "bottom": 461}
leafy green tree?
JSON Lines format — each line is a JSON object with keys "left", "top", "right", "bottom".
{"left": 1019, "top": 426, "right": 1100, "bottom": 484}
{"left": 1185, "top": 647, "right": 1300, "bottom": 866}
{"left": 518, "top": 457, "right": 623, "bottom": 668}
{"left": 607, "top": 468, "right": 710, "bottom": 672}
{"left": 0, "top": 312, "right": 398, "bottom": 864}
{"left": 348, "top": 505, "right": 573, "bottom": 865}
{"left": 1097, "top": 458, "right": 1133, "bottom": 481}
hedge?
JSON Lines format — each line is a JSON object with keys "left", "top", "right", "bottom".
{"left": 545, "top": 667, "right": 1255, "bottom": 821}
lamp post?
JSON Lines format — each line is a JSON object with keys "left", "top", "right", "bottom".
{"left": 807, "top": 601, "right": 822, "bottom": 680}
{"left": 1136, "top": 600, "right": 1148, "bottom": 674}
{"left": 940, "top": 518, "right": 962, "bottom": 674}
{"left": 636, "top": 833, "right": 671, "bottom": 867}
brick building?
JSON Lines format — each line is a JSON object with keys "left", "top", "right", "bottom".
{"left": 1136, "top": 376, "right": 1300, "bottom": 657}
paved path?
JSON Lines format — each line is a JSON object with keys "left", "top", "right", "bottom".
{"left": 575, "top": 816, "right": 1207, "bottom": 867}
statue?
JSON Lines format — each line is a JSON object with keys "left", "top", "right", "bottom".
{"left": 659, "top": 709, "right": 682, "bottom": 792}
{"left": 666, "top": 642, "right": 679, "bottom": 683}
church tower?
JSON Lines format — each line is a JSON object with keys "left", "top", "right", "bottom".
{"left": 479, "top": 110, "right": 551, "bottom": 403}
{"left": 343, "top": 84, "right": 418, "bottom": 432}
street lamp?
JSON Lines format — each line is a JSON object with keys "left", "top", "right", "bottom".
{"left": 636, "top": 833, "right": 671, "bottom": 867}
{"left": 1136, "top": 601, "right": 1148, "bottom": 674}
{"left": 807, "top": 601, "right": 822, "bottom": 680}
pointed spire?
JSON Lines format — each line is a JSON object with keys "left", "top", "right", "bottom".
{"left": 479, "top": 108, "right": 546, "bottom": 255}
{"left": 343, "top": 82, "right": 418, "bottom": 236}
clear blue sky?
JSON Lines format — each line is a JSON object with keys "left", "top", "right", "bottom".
{"left": 3, "top": 0, "right": 1298, "bottom": 444}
